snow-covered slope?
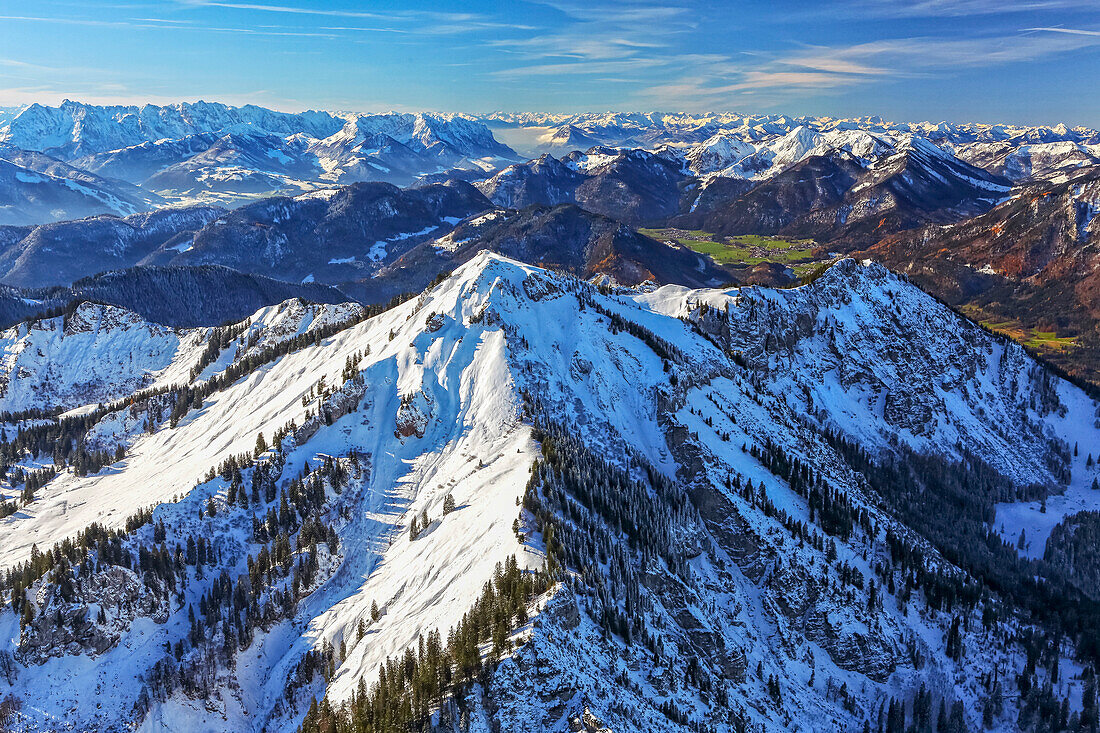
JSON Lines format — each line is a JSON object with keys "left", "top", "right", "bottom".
{"left": 0, "top": 253, "right": 1097, "bottom": 733}
{"left": 0, "top": 153, "right": 165, "bottom": 226}
{"left": 0, "top": 104, "right": 517, "bottom": 207}
{"left": 0, "top": 302, "right": 195, "bottom": 414}
{"left": 0, "top": 101, "right": 343, "bottom": 159}
{"left": 0, "top": 299, "right": 363, "bottom": 415}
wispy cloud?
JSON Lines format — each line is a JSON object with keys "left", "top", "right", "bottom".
{"left": 1027, "top": 26, "right": 1100, "bottom": 36}
{"left": 849, "top": 0, "right": 1098, "bottom": 17}
{"left": 173, "top": 1, "right": 533, "bottom": 35}
{"left": 174, "top": 1, "right": 396, "bottom": 20}
{"left": 633, "top": 29, "right": 1100, "bottom": 109}
{"left": 487, "top": 0, "right": 693, "bottom": 84}
{"left": 0, "top": 13, "right": 341, "bottom": 37}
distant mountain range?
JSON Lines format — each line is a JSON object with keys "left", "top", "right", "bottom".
{"left": 0, "top": 102, "right": 518, "bottom": 216}
{"left": 0, "top": 102, "right": 1096, "bottom": 225}
{"left": 1, "top": 100, "right": 1098, "bottom": 387}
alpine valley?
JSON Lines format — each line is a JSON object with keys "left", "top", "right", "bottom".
{"left": 0, "top": 102, "right": 1098, "bottom": 733}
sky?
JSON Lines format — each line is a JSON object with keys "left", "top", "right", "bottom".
{"left": 0, "top": 0, "right": 1098, "bottom": 127}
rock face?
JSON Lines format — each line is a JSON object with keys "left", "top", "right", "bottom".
{"left": 394, "top": 390, "right": 433, "bottom": 439}
{"left": 19, "top": 566, "right": 169, "bottom": 665}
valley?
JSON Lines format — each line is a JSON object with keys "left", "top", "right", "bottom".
{"left": 639, "top": 227, "right": 825, "bottom": 278}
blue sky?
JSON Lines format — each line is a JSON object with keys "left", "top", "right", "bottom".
{"left": 0, "top": 0, "right": 1098, "bottom": 126}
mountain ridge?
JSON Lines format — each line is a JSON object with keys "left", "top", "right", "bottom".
{"left": 0, "top": 251, "right": 1098, "bottom": 732}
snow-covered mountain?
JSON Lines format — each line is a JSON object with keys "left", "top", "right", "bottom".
{"left": 0, "top": 206, "right": 224, "bottom": 289}
{"left": 0, "top": 181, "right": 494, "bottom": 289}
{"left": 6, "top": 102, "right": 1095, "bottom": 219}
{"left": 476, "top": 148, "right": 688, "bottom": 225}
{"left": 676, "top": 136, "right": 1010, "bottom": 247}
{"left": 3, "top": 101, "right": 1095, "bottom": 231}
{"left": 868, "top": 164, "right": 1100, "bottom": 386}
{"left": 681, "top": 126, "right": 897, "bottom": 181}
{"left": 0, "top": 100, "right": 344, "bottom": 159}
{"left": 954, "top": 140, "right": 1100, "bottom": 183}
{"left": 479, "top": 111, "right": 1100, "bottom": 160}
{"left": 0, "top": 251, "right": 1097, "bottom": 732}
{"left": 0, "top": 299, "right": 362, "bottom": 415}
{"left": 0, "top": 265, "right": 352, "bottom": 330}
{"left": 0, "top": 144, "right": 165, "bottom": 225}
{"left": 156, "top": 180, "right": 495, "bottom": 286}
{"left": 0, "top": 104, "right": 518, "bottom": 209}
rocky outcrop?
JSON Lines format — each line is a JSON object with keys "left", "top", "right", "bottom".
{"left": 18, "top": 567, "right": 170, "bottom": 665}
{"left": 394, "top": 389, "right": 433, "bottom": 439}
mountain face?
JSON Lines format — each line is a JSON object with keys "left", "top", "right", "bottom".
{"left": 677, "top": 139, "right": 1010, "bottom": 247}
{"left": 0, "top": 252, "right": 1097, "bottom": 733}
{"left": 63, "top": 265, "right": 355, "bottom": 328}
{"left": 0, "top": 206, "right": 224, "bottom": 288}
{"left": 0, "top": 104, "right": 517, "bottom": 209}
{"left": 369, "top": 203, "right": 731, "bottom": 299}
{"left": 158, "top": 181, "right": 494, "bottom": 285}
{"left": 541, "top": 124, "right": 603, "bottom": 154}
{"left": 477, "top": 149, "right": 689, "bottom": 226}
{"left": 867, "top": 165, "right": 1100, "bottom": 385}
{"left": 0, "top": 266, "right": 352, "bottom": 331}
{"left": 474, "top": 154, "right": 587, "bottom": 209}
{"left": 0, "top": 145, "right": 165, "bottom": 226}
{"left": 71, "top": 132, "right": 226, "bottom": 185}
{"left": 0, "top": 182, "right": 492, "bottom": 290}
{"left": 0, "top": 301, "right": 198, "bottom": 414}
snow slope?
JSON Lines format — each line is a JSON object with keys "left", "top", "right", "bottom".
{"left": 0, "top": 253, "right": 1096, "bottom": 732}
{"left": 0, "top": 299, "right": 364, "bottom": 415}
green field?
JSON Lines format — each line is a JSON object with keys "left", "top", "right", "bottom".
{"left": 640, "top": 227, "right": 824, "bottom": 276}
{"left": 960, "top": 305, "right": 1078, "bottom": 355}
